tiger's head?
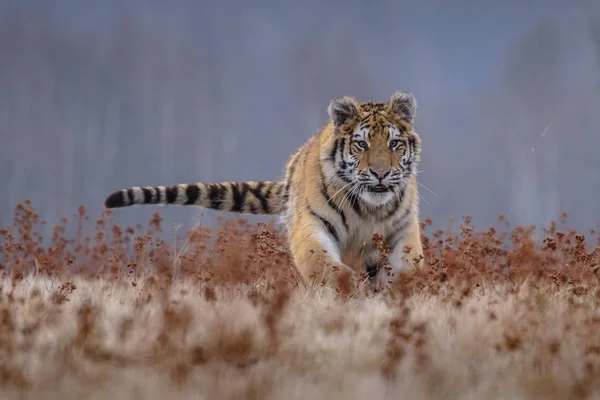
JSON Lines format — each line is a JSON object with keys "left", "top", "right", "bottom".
{"left": 324, "top": 91, "right": 422, "bottom": 207}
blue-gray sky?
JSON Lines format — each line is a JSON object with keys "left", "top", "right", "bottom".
{"left": 1, "top": 0, "right": 599, "bottom": 238}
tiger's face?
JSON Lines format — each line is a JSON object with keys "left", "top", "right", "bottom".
{"left": 326, "top": 91, "right": 421, "bottom": 207}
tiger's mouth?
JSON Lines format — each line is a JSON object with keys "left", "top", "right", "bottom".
{"left": 368, "top": 184, "right": 390, "bottom": 193}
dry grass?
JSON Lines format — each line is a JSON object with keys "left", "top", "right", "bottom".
{"left": 2, "top": 201, "right": 600, "bottom": 399}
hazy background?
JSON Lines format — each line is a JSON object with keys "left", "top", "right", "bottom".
{"left": 2, "top": 0, "right": 600, "bottom": 238}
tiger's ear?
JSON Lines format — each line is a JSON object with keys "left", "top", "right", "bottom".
{"left": 328, "top": 96, "right": 360, "bottom": 129}
{"left": 388, "top": 91, "right": 417, "bottom": 124}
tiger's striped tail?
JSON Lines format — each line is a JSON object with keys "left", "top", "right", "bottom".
{"left": 104, "top": 181, "right": 287, "bottom": 215}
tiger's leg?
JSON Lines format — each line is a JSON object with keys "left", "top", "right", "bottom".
{"left": 289, "top": 222, "right": 357, "bottom": 293}
{"left": 376, "top": 220, "right": 424, "bottom": 289}
{"left": 360, "top": 250, "right": 385, "bottom": 293}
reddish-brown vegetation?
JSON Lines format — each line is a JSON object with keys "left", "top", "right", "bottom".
{"left": 1, "top": 201, "right": 600, "bottom": 399}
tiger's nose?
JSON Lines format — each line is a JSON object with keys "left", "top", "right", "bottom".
{"left": 370, "top": 168, "right": 390, "bottom": 180}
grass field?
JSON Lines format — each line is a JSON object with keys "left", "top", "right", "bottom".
{"left": 1, "top": 201, "right": 600, "bottom": 399}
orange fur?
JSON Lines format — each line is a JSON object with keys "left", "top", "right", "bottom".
{"left": 104, "top": 91, "right": 424, "bottom": 293}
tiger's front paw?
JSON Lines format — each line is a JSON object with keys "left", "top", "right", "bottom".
{"left": 328, "top": 263, "right": 360, "bottom": 297}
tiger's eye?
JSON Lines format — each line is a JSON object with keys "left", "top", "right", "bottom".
{"left": 389, "top": 140, "right": 399, "bottom": 148}
{"left": 356, "top": 141, "right": 369, "bottom": 149}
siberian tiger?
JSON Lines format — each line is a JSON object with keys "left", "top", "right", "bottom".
{"left": 104, "top": 91, "right": 424, "bottom": 293}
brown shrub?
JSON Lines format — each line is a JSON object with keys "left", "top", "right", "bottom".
{"left": 0, "top": 201, "right": 600, "bottom": 398}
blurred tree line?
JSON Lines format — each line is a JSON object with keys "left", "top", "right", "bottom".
{"left": 1, "top": 1, "right": 600, "bottom": 239}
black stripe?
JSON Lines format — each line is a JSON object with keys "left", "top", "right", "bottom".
{"left": 249, "top": 182, "right": 269, "bottom": 213}
{"left": 142, "top": 188, "right": 153, "bottom": 204}
{"left": 388, "top": 217, "right": 414, "bottom": 250}
{"left": 283, "top": 152, "right": 302, "bottom": 206}
{"left": 275, "top": 182, "right": 284, "bottom": 201}
{"left": 408, "top": 136, "right": 416, "bottom": 161}
{"left": 286, "top": 149, "right": 302, "bottom": 172}
{"left": 104, "top": 191, "right": 125, "bottom": 208}
{"left": 386, "top": 207, "right": 413, "bottom": 248}
{"left": 166, "top": 186, "right": 178, "bottom": 204}
{"left": 185, "top": 185, "right": 200, "bottom": 205}
{"left": 208, "top": 184, "right": 225, "bottom": 210}
{"left": 337, "top": 138, "right": 348, "bottom": 170}
{"left": 399, "top": 187, "right": 406, "bottom": 201}
{"left": 127, "top": 189, "right": 135, "bottom": 205}
{"left": 391, "top": 204, "right": 412, "bottom": 226}
{"left": 319, "top": 165, "right": 348, "bottom": 231}
{"left": 328, "top": 138, "right": 339, "bottom": 162}
{"left": 282, "top": 185, "right": 290, "bottom": 206}
{"left": 230, "top": 183, "right": 244, "bottom": 212}
{"left": 335, "top": 170, "right": 352, "bottom": 184}
{"left": 377, "top": 197, "right": 401, "bottom": 222}
{"left": 263, "top": 183, "right": 274, "bottom": 214}
{"left": 337, "top": 138, "right": 345, "bottom": 162}
{"left": 323, "top": 185, "right": 348, "bottom": 230}
{"left": 154, "top": 187, "right": 163, "bottom": 203}
{"left": 240, "top": 182, "right": 251, "bottom": 212}
{"left": 307, "top": 204, "right": 339, "bottom": 242}
{"left": 348, "top": 190, "right": 363, "bottom": 217}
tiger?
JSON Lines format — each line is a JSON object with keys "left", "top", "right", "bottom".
{"left": 104, "top": 91, "right": 424, "bottom": 294}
